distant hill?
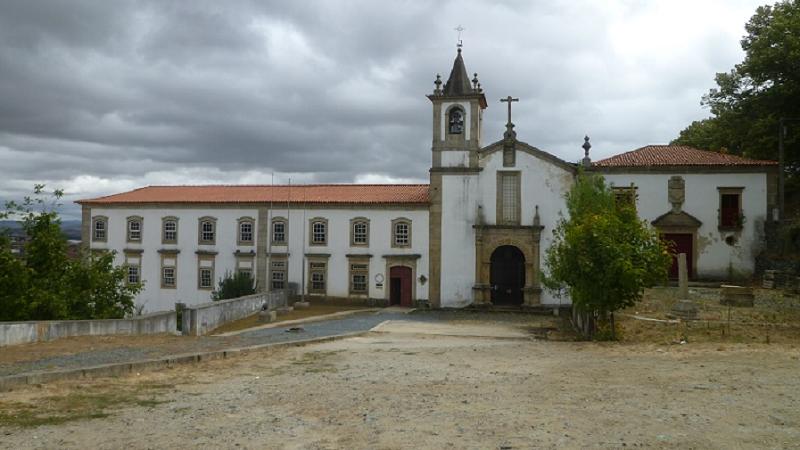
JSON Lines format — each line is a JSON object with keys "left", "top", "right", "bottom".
{"left": 1, "top": 220, "right": 82, "bottom": 241}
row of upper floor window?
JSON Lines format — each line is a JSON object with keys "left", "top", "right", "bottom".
{"left": 92, "top": 216, "right": 415, "bottom": 248}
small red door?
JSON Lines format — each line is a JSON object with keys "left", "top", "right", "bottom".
{"left": 662, "top": 233, "right": 693, "bottom": 279}
{"left": 389, "top": 266, "right": 413, "bottom": 307}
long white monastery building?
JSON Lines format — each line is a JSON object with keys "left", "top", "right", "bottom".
{"left": 78, "top": 49, "right": 778, "bottom": 313}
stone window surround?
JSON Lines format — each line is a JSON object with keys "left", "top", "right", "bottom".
{"left": 198, "top": 216, "right": 217, "bottom": 245}
{"left": 611, "top": 184, "right": 638, "bottom": 211}
{"left": 237, "top": 216, "right": 255, "bottom": 246}
{"left": 718, "top": 187, "right": 744, "bottom": 231}
{"left": 124, "top": 250, "right": 143, "bottom": 286}
{"left": 496, "top": 171, "right": 521, "bottom": 226}
{"left": 391, "top": 218, "right": 412, "bottom": 248}
{"left": 350, "top": 217, "right": 370, "bottom": 247}
{"left": 271, "top": 217, "right": 288, "bottom": 245}
{"left": 92, "top": 215, "right": 108, "bottom": 243}
{"left": 307, "top": 254, "right": 330, "bottom": 295}
{"left": 270, "top": 256, "right": 287, "bottom": 291}
{"left": 197, "top": 253, "right": 216, "bottom": 290}
{"left": 348, "top": 255, "right": 371, "bottom": 296}
{"left": 161, "top": 216, "right": 179, "bottom": 245}
{"left": 160, "top": 252, "right": 177, "bottom": 289}
{"left": 447, "top": 105, "right": 465, "bottom": 135}
{"left": 126, "top": 216, "right": 143, "bottom": 243}
{"left": 235, "top": 251, "right": 255, "bottom": 279}
{"left": 309, "top": 217, "right": 328, "bottom": 246}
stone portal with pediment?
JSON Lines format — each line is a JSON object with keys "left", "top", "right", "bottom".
{"left": 472, "top": 224, "right": 544, "bottom": 306}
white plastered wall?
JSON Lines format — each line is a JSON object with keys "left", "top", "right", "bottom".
{"left": 89, "top": 207, "right": 258, "bottom": 313}
{"left": 268, "top": 208, "right": 429, "bottom": 302}
{"left": 438, "top": 150, "right": 575, "bottom": 307}
{"left": 602, "top": 172, "right": 768, "bottom": 279}
{"left": 89, "top": 206, "right": 429, "bottom": 313}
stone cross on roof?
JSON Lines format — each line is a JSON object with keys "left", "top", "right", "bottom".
{"left": 501, "top": 96, "right": 519, "bottom": 140}
{"left": 500, "top": 96, "right": 519, "bottom": 125}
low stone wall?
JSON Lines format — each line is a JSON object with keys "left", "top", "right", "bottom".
{"left": 0, "top": 311, "right": 177, "bottom": 347}
{"left": 182, "top": 291, "right": 288, "bottom": 336}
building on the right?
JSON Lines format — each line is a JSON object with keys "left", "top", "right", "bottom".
{"left": 593, "top": 144, "right": 778, "bottom": 280}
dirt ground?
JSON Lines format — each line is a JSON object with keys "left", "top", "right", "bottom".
{"left": 1, "top": 319, "right": 799, "bottom": 449}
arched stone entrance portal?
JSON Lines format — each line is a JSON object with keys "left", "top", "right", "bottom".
{"left": 472, "top": 224, "right": 544, "bottom": 306}
{"left": 490, "top": 245, "right": 525, "bottom": 306}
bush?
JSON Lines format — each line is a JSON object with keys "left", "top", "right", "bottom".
{"left": 212, "top": 271, "right": 256, "bottom": 301}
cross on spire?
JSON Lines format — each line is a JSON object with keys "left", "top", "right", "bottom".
{"left": 454, "top": 25, "right": 465, "bottom": 49}
{"left": 500, "top": 96, "right": 519, "bottom": 125}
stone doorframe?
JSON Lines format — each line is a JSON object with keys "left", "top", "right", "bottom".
{"left": 472, "top": 225, "right": 544, "bottom": 306}
{"left": 382, "top": 254, "right": 420, "bottom": 305}
{"left": 651, "top": 210, "right": 702, "bottom": 279}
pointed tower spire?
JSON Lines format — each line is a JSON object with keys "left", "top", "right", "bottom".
{"left": 443, "top": 47, "right": 473, "bottom": 96}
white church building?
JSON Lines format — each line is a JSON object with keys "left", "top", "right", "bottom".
{"left": 78, "top": 49, "right": 778, "bottom": 313}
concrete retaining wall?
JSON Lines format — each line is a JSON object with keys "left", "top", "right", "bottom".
{"left": 0, "top": 311, "right": 177, "bottom": 347}
{"left": 182, "top": 291, "right": 287, "bottom": 336}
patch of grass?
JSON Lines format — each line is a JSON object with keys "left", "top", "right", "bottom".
{"left": 619, "top": 287, "right": 800, "bottom": 344}
{"left": 0, "top": 382, "right": 175, "bottom": 429}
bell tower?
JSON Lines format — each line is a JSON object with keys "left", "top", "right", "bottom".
{"left": 427, "top": 45, "right": 487, "bottom": 308}
{"left": 427, "top": 47, "right": 487, "bottom": 169}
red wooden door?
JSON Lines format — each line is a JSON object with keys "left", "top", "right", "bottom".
{"left": 389, "top": 266, "right": 413, "bottom": 307}
{"left": 662, "top": 233, "right": 693, "bottom": 279}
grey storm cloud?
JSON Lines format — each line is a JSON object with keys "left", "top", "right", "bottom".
{"left": 0, "top": 0, "right": 765, "bottom": 218}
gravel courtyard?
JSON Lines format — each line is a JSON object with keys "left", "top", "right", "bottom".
{"left": 1, "top": 318, "right": 799, "bottom": 449}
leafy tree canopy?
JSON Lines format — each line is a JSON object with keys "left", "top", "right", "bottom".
{"left": 0, "top": 185, "right": 140, "bottom": 321}
{"left": 672, "top": 1, "right": 800, "bottom": 181}
{"left": 543, "top": 174, "right": 672, "bottom": 338}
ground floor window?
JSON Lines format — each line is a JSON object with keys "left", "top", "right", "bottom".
{"left": 309, "top": 261, "right": 327, "bottom": 294}
{"left": 271, "top": 259, "right": 287, "bottom": 290}
{"left": 162, "top": 267, "right": 176, "bottom": 287}
{"left": 349, "top": 262, "right": 369, "bottom": 294}
{"left": 127, "top": 265, "right": 140, "bottom": 285}
{"left": 198, "top": 255, "right": 215, "bottom": 290}
{"left": 199, "top": 268, "right": 213, "bottom": 289}
{"left": 124, "top": 252, "right": 142, "bottom": 286}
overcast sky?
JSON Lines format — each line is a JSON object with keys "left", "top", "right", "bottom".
{"left": 0, "top": 0, "right": 767, "bottom": 219}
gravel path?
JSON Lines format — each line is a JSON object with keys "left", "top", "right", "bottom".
{"left": 0, "top": 310, "right": 440, "bottom": 377}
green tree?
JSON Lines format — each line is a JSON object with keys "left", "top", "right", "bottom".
{"left": 0, "top": 234, "right": 29, "bottom": 321}
{"left": 543, "top": 174, "right": 672, "bottom": 340}
{"left": 673, "top": 1, "right": 800, "bottom": 195}
{"left": 1, "top": 185, "right": 140, "bottom": 321}
{"left": 212, "top": 271, "right": 256, "bottom": 301}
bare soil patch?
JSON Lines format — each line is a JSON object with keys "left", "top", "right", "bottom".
{"left": 1, "top": 321, "right": 798, "bottom": 449}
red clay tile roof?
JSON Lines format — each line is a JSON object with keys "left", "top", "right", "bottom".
{"left": 593, "top": 145, "right": 778, "bottom": 167}
{"left": 78, "top": 184, "right": 430, "bottom": 205}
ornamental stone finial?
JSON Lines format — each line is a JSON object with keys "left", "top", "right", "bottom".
{"left": 434, "top": 74, "right": 442, "bottom": 95}
{"left": 581, "top": 135, "right": 592, "bottom": 168}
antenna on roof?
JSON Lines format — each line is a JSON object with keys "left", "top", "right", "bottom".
{"left": 454, "top": 25, "right": 465, "bottom": 50}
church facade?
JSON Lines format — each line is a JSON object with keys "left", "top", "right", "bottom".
{"left": 78, "top": 49, "right": 778, "bottom": 313}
